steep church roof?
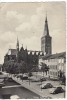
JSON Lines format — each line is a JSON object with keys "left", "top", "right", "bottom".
{"left": 8, "top": 49, "right": 17, "bottom": 56}
{"left": 43, "top": 15, "right": 49, "bottom": 36}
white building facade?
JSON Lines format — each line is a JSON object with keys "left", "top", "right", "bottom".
{"left": 39, "top": 52, "right": 66, "bottom": 79}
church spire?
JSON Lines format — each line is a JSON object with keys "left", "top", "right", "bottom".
{"left": 16, "top": 37, "right": 19, "bottom": 51}
{"left": 41, "top": 14, "right": 52, "bottom": 54}
{"left": 43, "top": 15, "right": 49, "bottom": 36}
{"left": 45, "top": 11, "right": 47, "bottom": 22}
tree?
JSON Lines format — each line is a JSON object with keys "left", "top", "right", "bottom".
{"left": 41, "top": 62, "right": 49, "bottom": 76}
{"left": 20, "top": 61, "right": 28, "bottom": 73}
{"left": 3, "top": 60, "right": 28, "bottom": 74}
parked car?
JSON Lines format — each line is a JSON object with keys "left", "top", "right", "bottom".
{"left": 40, "top": 83, "right": 53, "bottom": 89}
{"left": 0, "top": 79, "right": 4, "bottom": 83}
{"left": 0, "top": 82, "right": 5, "bottom": 87}
{"left": 28, "top": 72, "right": 33, "bottom": 77}
{"left": 22, "top": 74, "right": 28, "bottom": 80}
{"left": 0, "top": 71, "right": 8, "bottom": 79}
{"left": 50, "top": 86, "right": 65, "bottom": 94}
{"left": 19, "top": 74, "right": 28, "bottom": 80}
{"left": 0, "top": 79, "right": 5, "bottom": 87}
{"left": 40, "top": 77, "right": 46, "bottom": 82}
{"left": 60, "top": 81, "right": 66, "bottom": 86}
{"left": 7, "top": 77, "right": 13, "bottom": 82}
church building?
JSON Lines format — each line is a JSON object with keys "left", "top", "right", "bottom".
{"left": 4, "top": 15, "right": 52, "bottom": 71}
{"left": 4, "top": 38, "right": 44, "bottom": 69}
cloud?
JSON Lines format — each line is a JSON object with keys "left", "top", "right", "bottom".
{"left": 0, "top": 10, "right": 25, "bottom": 32}
{"left": 6, "top": 11, "right": 25, "bottom": 23}
{"left": 16, "top": 22, "right": 32, "bottom": 32}
{"left": 51, "top": 29, "right": 66, "bottom": 53}
{"left": 20, "top": 36, "right": 41, "bottom": 51}
{"left": 0, "top": 31, "right": 17, "bottom": 64}
{"left": 0, "top": 31, "right": 16, "bottom": 43}
{"left": 15, "top": 6, "right": 45, "bottom": 38}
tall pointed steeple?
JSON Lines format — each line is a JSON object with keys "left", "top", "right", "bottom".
{"left": 16, "top": 37, "right": 19, "bottom": 52}
{"left": 41, "top": 14, "right": 52, "bottom": 54}
{"left": 43, "top": 15, "right": 49, "bottom": 36}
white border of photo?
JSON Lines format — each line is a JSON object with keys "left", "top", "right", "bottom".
{"left": 0, "top": 0, "right": 66, "bottom": 100}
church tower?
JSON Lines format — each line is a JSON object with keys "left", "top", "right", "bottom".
{"left": 41, "top": 16, "right": 52, "bottom": 54}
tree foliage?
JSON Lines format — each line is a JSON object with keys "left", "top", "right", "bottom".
{"left": 41, "top": 62, "right": 49, "bottom": 75}
{"left": 3, "top": 61, "right": 28, "bottom": 74}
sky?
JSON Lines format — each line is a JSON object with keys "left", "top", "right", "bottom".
{"left": 0, "top": 2, "right": 66, "bottom": 64}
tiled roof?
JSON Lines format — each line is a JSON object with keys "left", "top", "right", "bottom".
{"left": 42, "top": 52, "right": 66, "bottom": 60}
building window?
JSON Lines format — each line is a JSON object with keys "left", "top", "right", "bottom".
{"left": 50, "top": 71, "right": 51, "bottom": 75}
{"left": 51, "top": 66, "right": 52, "bottom": 69}
{"left": 61, "top": 59, "right": 64, "bottom": 63}
{"left": 53, "top": 72, "right": 55, "bottom": 76}
{"left": 56, "top": 72, "right": 57, "bottom": 76}
{"left": 50, "top": 71, "right": 52, "bottom": 75}
{"left": 59, "top": 59, "right": 61, "bottom": 63}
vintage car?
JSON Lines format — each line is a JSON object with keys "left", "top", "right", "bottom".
{"left": 40, "top": 83, "right": 53, "bottom": 89}
{"left": 50, "top": 86, "right": 65, "bottom": 94}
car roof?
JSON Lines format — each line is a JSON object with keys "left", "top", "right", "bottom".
{"left": 57, "top": 86, "right": 62, "bottom": 88}
{"left": 42, "top": 83, "right": 51, "bottom": 86}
